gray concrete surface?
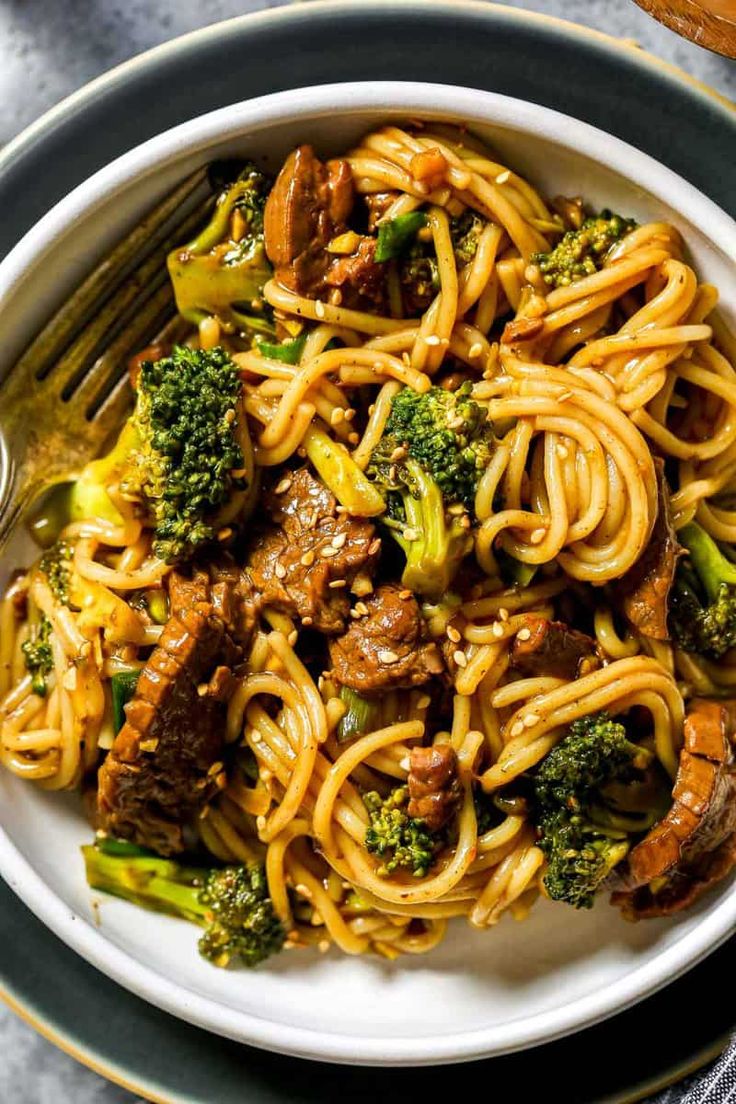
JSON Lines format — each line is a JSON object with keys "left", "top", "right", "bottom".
{"left": 0, "top": 1, "right": 733, "bottom": 1101}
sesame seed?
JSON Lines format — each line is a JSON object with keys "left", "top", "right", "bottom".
{"left": 399, "top": 756, "right": 411, "bottom": 772}
{"left": 425, "top": 334, "right": 441, "bottom": 346}
{"left": 335, "top": 505, "right": 348, "bottom": 515}
{"left": 368, "top": 403, "right": 376, "bottom": 415}
{"left": 217, "top": 527, "right": 233, "bottom": 541}
{"left": 495, "top": 170, "right": 511, "bottom": 184}
{"left": 556, "top": 444, "right": 569, "bottom": 459}
{"left": 329, "top": 579, "right": 346, "bottom": 589}
{"left": 302, "top": 616, "right": 313, "bottom": 627}
{"left": 498, "top": 608, "right": 509, "bottom": 622}
{"left": 256, "top": 815, "right": 267, "bottom": 831}
{"left": 453, "top": 649, "right": 468, "bottom": 668}
{"left": 208, "top": 760, "right": 224, "bottom": 777}
{"left": 453, "top": 169, "right": 472, "bottom": 190}
{"left": 378, "top": 649, "right": 400, "bottom": 664}
{"left": 509, "top": 721, "right": 525, "bottom": 737}
{"left": 492, "top": 621, "right": 505, "bottom": 639}
{"left": 348, "top": 432, "right": 360, "bottom": 445}
{"left": 417, "top": 694, "right": 431, "bottom": 709}
{"left": 329, "top": 288, "right": 343, "bottom": 306}
{"left": 274, "top": 476, "right": 293, "bottom": 495}
{"left": 448, "top": 502, "right": 465, "bottom": 516}
{"left": 251, "top": 731, "right": 262, "bottom": 743}
{"left": 275, "top": 562, "right": 287, "bottom": 579}
{"left": 331, "top": 532, "right": 347, "bottom": 549}
{"left": 368, "top": 539, "right": 382, "bottom": 556}
{"left": 399, "top": 589, "right": 412, "bottom": 600}
{"left": 139, "top": 738, "right": 159, "bottom": 753}
{"left": 530, "top": 528, "right": 546, "bottom": 544}
{"left": 295, "top": 883, "right": 313, "bottom": 899}
{"left": 558, "top": 390, "right": 573, "bottom": 402}
{"left": 288, "top": 630, "right": 298, "bottom": 646}
{"left": 402, "top": 527, "right": 420, "bottom": 542}
{"left": 196, "top": 682, "right": 209, "bottom": 697}
{"left": 354, "top": 601, "right": 369, "bottom": 617}
{"left": 330, "top": 408, "right": 345, "bottom": 426}
{"left": 523, "top": 713, "right": 540, "bottom": 728}
{"left": 318, "top": 939, "right": 331, "bottom": 953}
{"left": 447, "top": 625, "right": 461, "bottom": 643}
{"left": 468, "top": 342, "right": 483, "bottom": 359}
{"left": 344, "top": 408, "right": 356, "bottom": 422}
{"left": 314, "top": 300, "right": 326, "bottom": 318}
{"left": 301, "top": 550, "right": 315, "bottom": 567}
{"left": 390, "top": 446, "right": 407, "bottom": 462}
{"left": 321, "top": 545, "right": 339, "bottom": 558}
{"left": 516, "top": 627, "right": 532, "bottom": 642}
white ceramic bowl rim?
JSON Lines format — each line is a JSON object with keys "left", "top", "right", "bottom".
{"left": 1, "top": 81, "right": 735, "bottom": 1066}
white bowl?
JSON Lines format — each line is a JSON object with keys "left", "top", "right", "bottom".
{"left": 1, "top": 82, "right": 735, "bottom": 1066}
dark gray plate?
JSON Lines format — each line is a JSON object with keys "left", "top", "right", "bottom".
{"left": 0, "top": 2, "right": 735, "bottom": 1100}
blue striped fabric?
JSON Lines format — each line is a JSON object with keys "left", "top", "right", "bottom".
{"left": 651, "top": 1040, "right": 736, "bottom": 1103}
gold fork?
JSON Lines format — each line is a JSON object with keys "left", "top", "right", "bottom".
{"left": 0, "top": 167, "right": 215, "bottom": 553}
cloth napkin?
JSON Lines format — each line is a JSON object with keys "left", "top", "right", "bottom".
{"left": 650, "top": 1038, "right": 736, "bottom": 1103}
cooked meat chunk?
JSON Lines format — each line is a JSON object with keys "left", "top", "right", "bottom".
{"left": 246, "top": 468, "right": 380, "bottom": 634}
{"left": 613, "top": 459, "right": 682, "bottom": 640}
{"left": 97, "top": 574, "right": 243, "bottom": 855}
{"left": 407, "top": 745, "right": 461, "bottom": 831}
{"left": 328, "top": 583, "right": 444, "bottom": 693}
{"left": 324, "top": 236, "right": 384, "bottom": 302}
{"left": 263, "top": 144, "right": 383, "bottom": 304}
{"left": 510, "top": 617, "right": 600, "bottom": 679}
{"left": 169, "top": 558, "right": 258, "bottom": 645}
{"left": 610, "top": 698, "right": 736, "bottom": 918}
{"left": 365, "top": 191, "right": 400, "bottom": 232}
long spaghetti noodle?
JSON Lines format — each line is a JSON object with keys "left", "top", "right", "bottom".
{"left": 2, "top": 121, "right": 734, "bottom": 966}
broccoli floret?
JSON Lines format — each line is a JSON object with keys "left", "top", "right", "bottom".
{"left": 38, "top": 539, "right": 73, "bottom": 605}
{"left": 532, "top": 210, "right": 636, "bottom": 289}
{"left": 83, "top": 840, "right": 285, "bottom": 969}
{"left": 22, "top": 616, "right": 53, "bottom": 697}
{"left": 71, "top": 346, "right": 249, "bottom": 564}
{"left": 168, "top": 163, "right": 275, "bottom": 339}
{"left": 366, "top": 384, "right": 492, "bottom": 598}
{"left": 377, "top": 383, "right": 493, "bottom": 508}
{"left": 669, "top": 521, "right": 736, "bottom": 658}
{"left": 399, "top": 212, "right": 485, "bottom": 313}
{"left": 364, "top": 787, "right": 438, "bottom": 877}
{"left": 533, "top": 712, "right": 665, "bottom": 909}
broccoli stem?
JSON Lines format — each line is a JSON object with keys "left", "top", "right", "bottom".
{"left": 83, "top": 845, "right": 207, "bottom": 924}
{"left": 303, "top": 425, "right": 386, "bottom": 517}
{"left": 678, "top": 521, "right": 736, "bottom": 603}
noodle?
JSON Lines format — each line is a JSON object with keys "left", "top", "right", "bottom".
{"left": 4, "top": 119, "right": 734, "bottom": 966}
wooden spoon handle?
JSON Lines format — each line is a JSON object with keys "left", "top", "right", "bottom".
{"left": 634, "top": 0, "right": 736, "bottom": 58}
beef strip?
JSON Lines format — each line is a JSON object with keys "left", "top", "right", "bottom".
{"left": 510, "top": 616, "right": 600, "bottom": 680}
{"left": 328, "top": 583, "right": 444, "bottom": 693}
{"left": 407, "top": 745, "right": 461, "bottom": 831}
{"left": 263, "top": 144, "right": 384, "bottom": 305}
{"left": 610, "top": 698, "right": 736, "bottom": 919}
{"left": 97, "top": 569, "right": 245, "bottom": 855}
{"left": 246, "top": 467, "right": 380, "bottom": 635}
{"left": 612, "top": 458, "right": 682, "bottom": 641}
